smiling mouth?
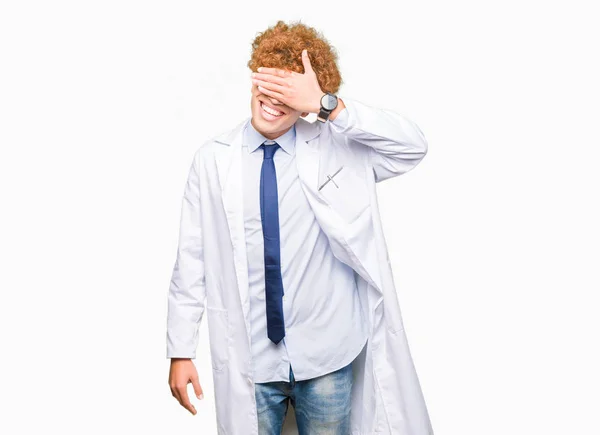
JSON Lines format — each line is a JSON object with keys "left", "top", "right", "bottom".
{"left": 260, "top": 101, "right": 285, "bottom": 118}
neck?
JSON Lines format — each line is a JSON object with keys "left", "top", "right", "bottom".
{"left": 251, "top": 118, "right": 292, "bottom": 141}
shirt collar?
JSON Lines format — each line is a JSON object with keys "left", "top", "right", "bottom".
{"left": 244, "top": 119, "right": 296, "bottom": 156}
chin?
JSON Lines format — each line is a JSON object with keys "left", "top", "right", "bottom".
{"left": 252, "top": 100, "right": 297, "bottom": 138}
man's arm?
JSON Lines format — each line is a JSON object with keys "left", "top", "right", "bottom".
{"left": 167, "top": 150, "right": 207, "bottom": 359}
{"left": 167, "top": 150, "right": 206, "bottom": 415}
{"left": 327, "top": 96, "right": 346, "bottom": 121}
{"left": 249, "top": 54, "right": 427, "bottom": 182}
{"left": 329, "top": 96, "right": 428, "bottom": 183}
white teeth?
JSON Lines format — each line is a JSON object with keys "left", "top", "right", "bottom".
{"left": 261, "top": 102, "right": 283, "bottom": 116}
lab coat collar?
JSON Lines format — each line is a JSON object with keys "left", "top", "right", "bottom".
{"left": 214, "top": 115, "right": 320, "bottom": 148}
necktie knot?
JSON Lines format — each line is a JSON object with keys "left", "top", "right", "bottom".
{"left": 261, "top": 142, "right": 280, "bottom": 160}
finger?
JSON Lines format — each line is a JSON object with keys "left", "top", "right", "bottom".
{"left": 257, "top": 85, "right": 286, "bottom": 102}
{"left": 301, "top": 49, "right": 314, "bottom": 74}
{"left": 191, "top": 375, "right": 204, "bottom": 400}
{"left": 178, "top": 386, "right": 197, "bottom": 415}
{"left": 257, "top": 67, "right": 291, "bottom": 78}
{"left": 252, "top": 78, "right": 286, "bottom": 94}
{"left": 252, "top": 72, "right": 288, "bottom": 87}
{"left": 171, "top": 385, "right": 183, "bottom": 408}
{"left": 258, "top": 82, "right": 287, "bottom": 104}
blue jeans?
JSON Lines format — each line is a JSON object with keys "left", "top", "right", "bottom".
{"left": 254, "top": 362, "right": 353, "bottom": 435}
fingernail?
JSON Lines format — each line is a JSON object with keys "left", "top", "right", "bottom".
{"left": 251, "top": 73, "right": 255, "bottom": 77}
{"left": 199, "top": 393, "right": 204, "bottom": 400}
{"left": 257, "top": 67, "right": 262, "bottom": 72}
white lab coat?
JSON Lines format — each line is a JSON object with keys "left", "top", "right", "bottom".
{"left": 167, "top": 96, "right": 434, "bottom": 435}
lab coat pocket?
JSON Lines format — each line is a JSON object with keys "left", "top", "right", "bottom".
{"left": 206, "top": 307, "right": 229, "bottom": 371}
{"left": 319, "top": 166, "right": 370, "bottom": 222}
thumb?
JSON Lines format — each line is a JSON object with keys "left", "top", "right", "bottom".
{"left": 191, "top": 375, "right": 204, "bottom": 400}
{"left": 301, "top": 49, "right": 314, "bottom": 74}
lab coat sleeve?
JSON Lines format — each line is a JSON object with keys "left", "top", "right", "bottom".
{"left": 166, "top": 151, "right": 206, "bottom": 359}
{"left": 329, "top": 96, "right": 428, "bottom": 183}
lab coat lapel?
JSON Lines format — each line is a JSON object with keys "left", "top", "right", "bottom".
{"left": 215, "top": 118, "right": 253, "bottom": 344}
{"left": 295, "top": 118, "right": 384, "bottom": 295}
{"left": 294, "top": 117, "right": 323, "bottom": 195}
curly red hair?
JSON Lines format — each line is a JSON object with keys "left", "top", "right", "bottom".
{"left": 247, "top": 20, "right": 342, "bottom": 94}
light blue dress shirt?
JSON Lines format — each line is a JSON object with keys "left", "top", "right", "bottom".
{"left": 242, "top": 110, "right": 369, "bottom": 383}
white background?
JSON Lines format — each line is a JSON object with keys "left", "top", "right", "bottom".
{"left": 1, "top": 1, "right": 599, "bottom": 434}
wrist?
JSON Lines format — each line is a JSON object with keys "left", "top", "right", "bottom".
{"left": 328, "top": 97, "right": 345, "bottom": 121}
{"left": 313, "top": 92, "right": 324, "bottom": 113}
{"left": 316, "top": 92, "right": 344, "bottom": 122}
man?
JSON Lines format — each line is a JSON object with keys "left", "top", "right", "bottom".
{"left": 167, "top": 21, "right": 433, "bottom": 435}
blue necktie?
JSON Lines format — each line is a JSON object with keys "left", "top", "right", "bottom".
{"left": 260, "top": 141, "right": 285, "bottom": 344}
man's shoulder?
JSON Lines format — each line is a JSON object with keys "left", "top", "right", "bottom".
{"left": 192, "top": 117, "right": 250, "bottom": 159}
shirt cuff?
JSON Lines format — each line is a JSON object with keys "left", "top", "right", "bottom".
{"left": 330, "top": 106, "right": 349, "bottom": 129}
